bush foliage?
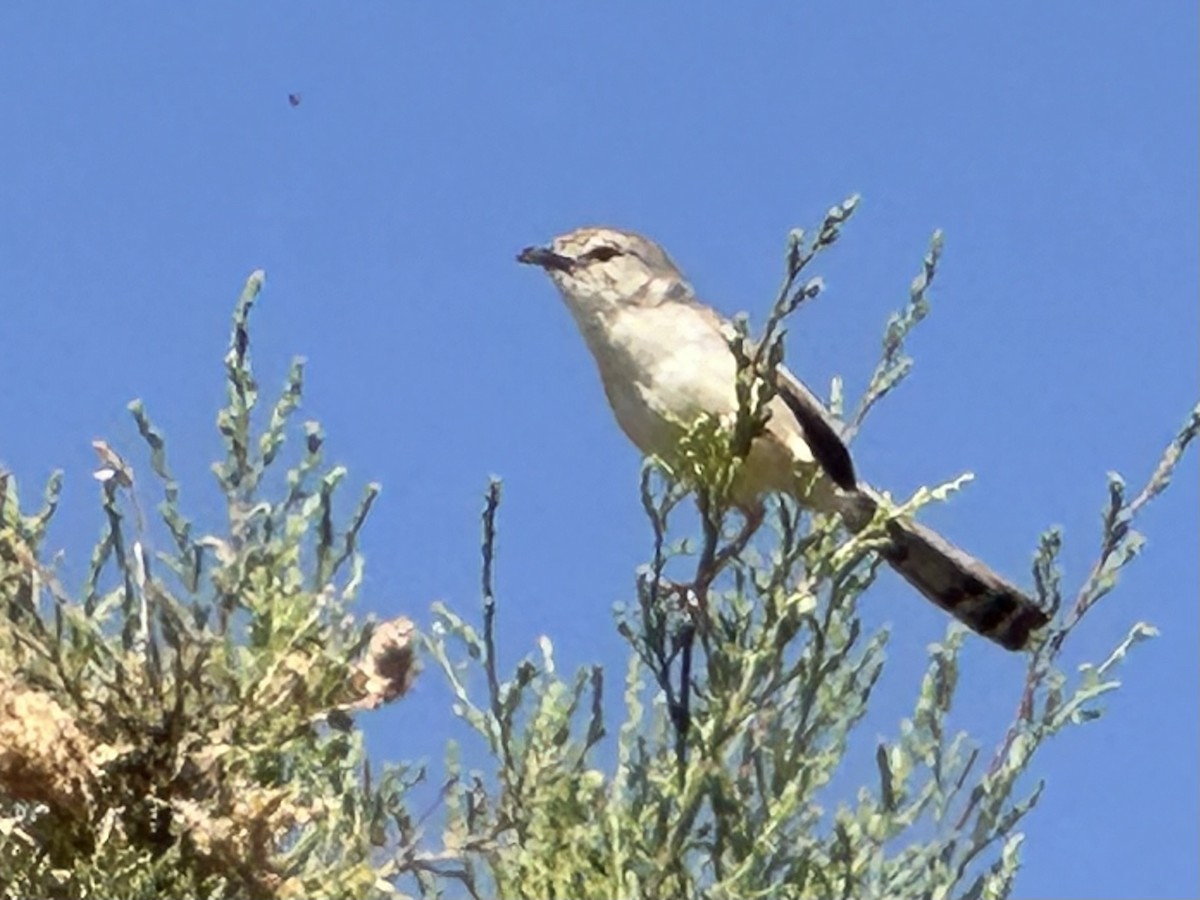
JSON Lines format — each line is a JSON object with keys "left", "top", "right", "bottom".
{"left": 2, "top": 209, "right": 1196, "bottom": 899}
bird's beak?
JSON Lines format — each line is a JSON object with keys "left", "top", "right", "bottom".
{"left": 517, "top": 245, "right": 574, "bottom": 273}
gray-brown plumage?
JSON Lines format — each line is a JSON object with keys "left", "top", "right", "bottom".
{"left": 518, "top": 226, "right": 1049, "bottom": 651}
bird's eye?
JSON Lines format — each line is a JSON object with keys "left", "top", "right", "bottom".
{"left": 582, "top": 245, "right": 621, "bottom": 262}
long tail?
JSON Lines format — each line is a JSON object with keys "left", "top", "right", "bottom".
{"left": 843, "top": 490, "right": 1049, "bottom": 651}
{"left": 880, "top": 516, "right": 1048, "bottom": 650}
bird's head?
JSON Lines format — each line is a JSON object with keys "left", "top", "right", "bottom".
{"left": 517, "top": 226, "right": 693, "bottom": 316}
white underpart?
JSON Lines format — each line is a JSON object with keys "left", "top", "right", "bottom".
{"left": 553, "top": 267, "right": 817, "bottom": 480}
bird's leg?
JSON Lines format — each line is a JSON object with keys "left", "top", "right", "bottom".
{"left": 691, "top": 499, "right": 766, "bottom": 599}
{"left": 639, "top": 499, "right": 764, "bottom": 751}
{"left": 713, "top": 500, "right": 766, "bottom": 572}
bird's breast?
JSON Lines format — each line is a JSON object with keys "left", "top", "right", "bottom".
{"left": 579, "top": 305, "right": 739, "bottom": 457}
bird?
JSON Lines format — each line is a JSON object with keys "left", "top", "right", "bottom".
{"left": 517, "top": 226, "right": 1050, "bottom": 651}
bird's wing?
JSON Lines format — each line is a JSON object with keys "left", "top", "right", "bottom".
{"left": 697, "top": 300, "right": 858, "bottom": 492}
{"left": 773, "top": 365, "right": 858, "bottom": 491}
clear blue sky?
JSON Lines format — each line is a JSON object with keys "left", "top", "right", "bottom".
{"left": 2, "top": 6, "right": 1196, "bottom": 898}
